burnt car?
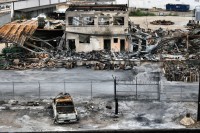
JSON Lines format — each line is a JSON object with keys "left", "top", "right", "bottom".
{"left": 52, "top": 93, "right": 79, "bottom": 124}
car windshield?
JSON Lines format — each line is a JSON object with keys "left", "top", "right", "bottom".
{"left": 56, "top": 101, "right": 75, "bottom": 114}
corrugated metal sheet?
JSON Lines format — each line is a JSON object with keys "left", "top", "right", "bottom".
{"left": 0, "top": 20, "right": 38, "bottom": 45}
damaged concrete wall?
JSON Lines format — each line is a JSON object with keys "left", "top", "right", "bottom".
{"left": 11, "top": 0, "right": 67, "bottom": 18}
{"left": 66, "top": 33, "right": 101, "bottom": 52}
{"left": 0, "top": 43, "right": 5, "bottom": 54}
{"left": 0, "top": 13, "right": 11, "bottom": 26}
{"left": 66, "top": 33, "right": 129, "bottom": 52}
{"left": 66, "top": 11, "right": 128, "bottom": 35}
{"left": 12, "top": 0, "right": 65, "bottom": 10}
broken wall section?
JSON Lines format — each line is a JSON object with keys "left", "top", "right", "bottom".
{"left": 66, "top": 33, "right": 129, "bottom": 52}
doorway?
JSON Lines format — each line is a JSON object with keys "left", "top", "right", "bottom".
{"left": 120, "top": 39, "right": 125, "bottom": 51}
{"left": 104, "top": 39, "right": 111, "bottom": 50}
{"left": 68, "top": 39, "right": 76, "bottom": 50}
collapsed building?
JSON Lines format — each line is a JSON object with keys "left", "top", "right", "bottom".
{"left": 65, "top": 4, "right": 130, "bottom": 52}
{"left": 0, "top": 3, "right": 199, "bottom": 83}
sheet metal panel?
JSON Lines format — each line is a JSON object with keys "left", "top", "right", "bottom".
{"left": 0, "top": 20, "right": 38, "bottom": 45}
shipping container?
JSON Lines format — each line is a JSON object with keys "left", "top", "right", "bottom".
{"left": 166, "top": 4, "right": 190, "bottom": 12}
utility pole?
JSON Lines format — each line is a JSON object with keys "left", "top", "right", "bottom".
{"left": 114, "top": 76, "right": 118, "bottom": 115}
{"left": 114, "top": 76, "right": 116, "bottom": 100}
{"left": 197, "top": 72, "right": 200, "bottom": 121}
{"left": 127, "top": 0, "right": 129, "bottom": 8}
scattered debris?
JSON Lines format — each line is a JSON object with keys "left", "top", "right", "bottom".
{"left": 0, "top": 100, "right": 6, "bottom": 105}
{"left": 26, "top": 101, "right": 40, "bottom": 106}
{"left": 163, "top": 61, "right": 199, "bottom": 82}
{"left": 8, "top": 100, "right": 18, "bottom": 105}
{"left": 180, "top": 113, "right": 195, "bottom": 126}
{"left": 150, "top": 20, "right": 174, "bottom": 25}
{"left": 106, "top": 105, "right": 112, "bottom": 110}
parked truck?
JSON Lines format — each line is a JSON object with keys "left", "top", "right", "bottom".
{"left": 52, "top": 93, "right": 79, "bottom": 124}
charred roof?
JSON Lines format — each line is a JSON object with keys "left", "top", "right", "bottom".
{"left": 66, "top": 4, "right": 128, "bottom": 11}
{"left": 0, "top": 20, "right": 38, "bottom": 45}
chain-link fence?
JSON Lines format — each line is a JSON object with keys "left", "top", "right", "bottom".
{"left": 0, "top": 80, "right": 198, "bottom": 102}
{"left": 162, "top": 83, "right": 199, "bottom": 102}
{"left": 116, "top": 78, "right": 160, "bottom": 101}
{"left": 0, "top": 80, "right": 114, "bottom": 100}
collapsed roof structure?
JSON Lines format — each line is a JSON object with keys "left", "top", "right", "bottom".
{"left": 0, "top": 20, "right": 37, "bottom": 45}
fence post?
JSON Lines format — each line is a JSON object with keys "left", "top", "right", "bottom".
{"left": 12, "top": 82, "right": 15, "bottom": 98}
{"left": 181, "top": 87, "right": 183, "bottom": 102}
{"left": 0, "top": 91, "right": 3, "bottom": 100}
{"left": 114, "top": 77, "right": 118, "bottom": 115}
{"left": 114, "top": 77, "right": 116, "bottom": 100}
{"left": 158, "top": 73, "right": 161, "bottom": 101}
{"left": 91, "top": 81, "right": 93, "bottom": 100}
{"left": 64, "top": 81, "right": 66, "bottom": 93}
{"left": 38, "top": 81, "right": 40, "bottom": 100}
{"left": 136, "top": 77, "right": 137, "bottom": 100}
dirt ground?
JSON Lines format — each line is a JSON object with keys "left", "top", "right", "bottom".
{"left": 130, "top": 16, "right": 192, "bottom": 30}
{"left": 0, "top": 97, "right": 198, "bottom": 132}
{"left": 0, "top": 62, "right": 198, "bottom": 132}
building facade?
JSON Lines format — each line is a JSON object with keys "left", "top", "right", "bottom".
{"left": 0, "top": 13, "right": 11, "bottom": 26}
{"left": 11, "top": 0, "right": 67, "bottom": 18}
{"left": 65, "top": 4, "right": 131, "bottom": 52}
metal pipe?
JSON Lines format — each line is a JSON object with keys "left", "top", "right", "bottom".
{"left": 114, "top": 76, "right": 118, "bottom": 115}
{"left": 197, "top": 72, "right": 200, "bottom": 121}
{"left": 38, "top": 81, "right": 41, "bottom": 100}
{"left": 115, "top": 98, "right": 118, "bottom": 115}
{"left": 136, "top": 77, "right": 137, "bottom": 100}
{"left": 114, "top": 77, "right": 116, "bottom": 100}
{"left": 12, "top": 82, "right": 14, "bottom": 98}
{"left": 91, "top": 81, "right": 93, "bottom": 100}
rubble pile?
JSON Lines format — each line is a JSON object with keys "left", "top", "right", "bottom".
{"left": 150, "top": 20, "right": 174, "bottom": 25}
{"left": 163, "top": 61, "right": 199, "bottom": 82}
{"left": 152, "top": 28, "right": 200, "bottom": 60}
{"left": 0, "top": 17, "right": 199, "bottom": 80}
{"left": 186, "top": 20, "right": 200, "bottom": 29}
{"left": 0, "top": 50, "right": 138, "bottom": 70}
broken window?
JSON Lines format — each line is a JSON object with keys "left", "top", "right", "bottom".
{"left": 83, "top": 17, "right": 94, "bottom": 25}
{"left": 68, "top": 17, "right": 81, "bottom": 26}
{"left": 98, "top": 17, "right": 110, "bottom": 25}
{"left": 56, "top": 101, "right": 75, "bottom": 114}
{"left": 113, "top": 38, "right": 118, "bottom": 43}
{"left": 113, "top": 17, "right": 124, "bottom": 25}
{"left": 79, "top": 35, "right": 90, "bottom": 43}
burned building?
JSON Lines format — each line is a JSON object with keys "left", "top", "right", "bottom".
{"left": 65, "top": 4, "right": 130, "bottom": 52}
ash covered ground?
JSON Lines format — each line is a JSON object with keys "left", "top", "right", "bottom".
{"left": 0, "top": 62, "right": 199, "bottom": 131}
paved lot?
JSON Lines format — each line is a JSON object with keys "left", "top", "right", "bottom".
{"left": 130, "top": 16, "right": 192, "bottom": 30}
